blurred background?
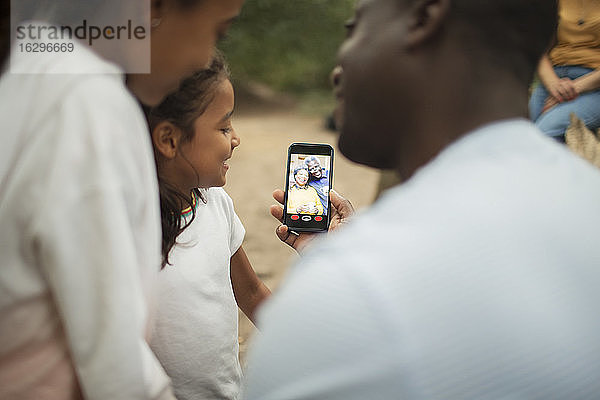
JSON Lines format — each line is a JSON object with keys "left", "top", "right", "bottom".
{"left": 221, "top": 0, "right": 354, "bottom": 109}
{"left": 216, "top": 1, "right": 383, "bottom": 363}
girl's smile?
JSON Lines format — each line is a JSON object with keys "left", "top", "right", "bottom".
{"left": 176, "top": 79, "right": 239, "bottom": 190}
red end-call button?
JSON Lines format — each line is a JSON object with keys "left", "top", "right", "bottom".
{"left": 291, "top": 215, "right": 299, "bottom": 220}
{"left": 314, "top": 216, "right": 323, "bottom": 222}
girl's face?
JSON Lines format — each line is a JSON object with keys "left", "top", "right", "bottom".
{"left": 295, "top": 169, "right": 309, "bottom": 186}
{"left": 176, "top": 79, "right": 240, "bottom": 190}
{"left": 129, "top": 0, "right": 245, "bottom": 105}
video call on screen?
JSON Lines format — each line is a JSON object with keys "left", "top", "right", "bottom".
{"left": 287, "top": 154, "right": 331, "bottom": 219}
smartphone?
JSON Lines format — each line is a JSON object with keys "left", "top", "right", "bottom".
{"left": 283, "top": 142, "right": 334, "bottom": 232}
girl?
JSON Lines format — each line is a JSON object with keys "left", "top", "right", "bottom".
{"left": 1, "top": 1, "right": 244, "bottom": 399}
{"left": 145, "top": 54, "right": 271, "bottom": 400}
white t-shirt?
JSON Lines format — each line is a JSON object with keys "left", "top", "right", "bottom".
{"left": 151, "top": 187, "right": 245, "bottom": 400}
{"left": 244, "top": 119, "right": 600, "bottom": 400}
{"left": 0, "top": 43, "right": 173, "bottom": 399}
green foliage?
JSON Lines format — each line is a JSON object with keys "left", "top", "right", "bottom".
{"left": 221, "top": 0, "right": 355, "bottom": 93}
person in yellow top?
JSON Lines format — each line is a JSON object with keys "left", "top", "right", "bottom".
{"left": 287, "top": 167, "right": 324, "bottom": 215}
{"left": 529, "top": 0, "right": 600, "bottom": 141}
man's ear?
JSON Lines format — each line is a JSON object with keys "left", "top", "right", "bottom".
{"left": 152, "top": 121, "right": 181, "bottom": 159}
{"left": 405, "top": 0, "right": 450, "bottom": 49}
{"left": 151, "top": 0, "right": 168, "bottom": 22}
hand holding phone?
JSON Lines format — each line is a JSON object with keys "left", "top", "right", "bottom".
{"left": 271, "top": 189, "right": 355, "bottom": 252}
{"left": 283, "top": 143, "right": 334, "bottom": 232}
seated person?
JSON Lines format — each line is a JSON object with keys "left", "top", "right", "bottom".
{"left": 287, "top": 167, "right": 323, "bottom": 215}
{"left": 529, "top": 0, "right": 600, "bottom": 141}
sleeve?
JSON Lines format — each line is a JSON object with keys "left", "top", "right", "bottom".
{"left": 242, "top": 253, "right": 407, "bottom": 400}
{"left": 220, "top": 188, "right": 245, "bottom": 256}
{"left": 30, "top": 78, "right": 175, "bottom": 400}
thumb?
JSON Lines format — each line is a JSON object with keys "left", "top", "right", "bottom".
{"left": 276, "top": 224, "right": 300, "bottom": 249}
{"left": 330, "top": 189, "right": 354, "bottom": 217}
{"left": 276, "top": 224, "right": 289, "bottom": 242}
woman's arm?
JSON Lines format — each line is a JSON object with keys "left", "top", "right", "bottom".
{"left": 537, "top": 55, "right": 557, "bottom": 87}
{"left": 574, "top": 69, "right": 600, "bottom": 94}
{"left": 540, "top": 65, "right": 600, "bottom": 113}
{"left": 537, "top": 55, "right": 578, "bottom": 102}
{"left": 230, "top": 246, "right": 271, "bottom": 324}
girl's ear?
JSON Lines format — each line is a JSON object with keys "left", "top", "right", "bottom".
{"left": 152, "top": 121, "right": 181, "bottom": 159}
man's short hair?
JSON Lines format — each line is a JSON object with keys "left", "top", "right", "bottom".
{"left": 304, "top": 156, "right": 321, "bottom": 166}
{"left": 445, "top": 0, "right": 557, "bottom": 85}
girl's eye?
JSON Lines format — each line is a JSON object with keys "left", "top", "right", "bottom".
{"left": 220, "top": 127, "right": 232, "bottom": 135}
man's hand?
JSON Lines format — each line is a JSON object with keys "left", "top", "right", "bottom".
{"left": 270, "top": 189, "right": 354, "bottom": 253}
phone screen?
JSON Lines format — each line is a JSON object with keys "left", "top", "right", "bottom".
{"left": 283, "top": 143, "right": 334, "bottom": 232}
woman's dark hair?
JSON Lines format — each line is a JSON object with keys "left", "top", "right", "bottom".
{"left": 144, "top": 51, "right": 230, "bottom": 268}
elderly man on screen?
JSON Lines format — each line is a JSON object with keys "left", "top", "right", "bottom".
{"left": 304, "top": 156, "right": 329, "bottom": 215}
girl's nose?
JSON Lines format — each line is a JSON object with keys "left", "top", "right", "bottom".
{"left": 231, "top": 129, "right": 240, "bottom": 148}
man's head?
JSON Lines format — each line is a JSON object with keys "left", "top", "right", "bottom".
{"left": 305, "top": 156, "right": 323, "bottom": 179}
{"left": 334, "top": 0, "right": 557, "bottom": 174}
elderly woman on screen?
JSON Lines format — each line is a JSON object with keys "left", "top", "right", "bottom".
{"left": 287, "top": 167, "right": 324, "bottom": 215}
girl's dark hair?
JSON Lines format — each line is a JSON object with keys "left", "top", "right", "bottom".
{"left": 144, "top": 51, "right": 230, "bottom": 268}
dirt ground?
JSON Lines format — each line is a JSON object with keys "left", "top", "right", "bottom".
{"left": 223, "top": 105, "right": 381, "bottom": 364}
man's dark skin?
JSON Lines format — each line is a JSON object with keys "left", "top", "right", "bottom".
{"left": 271, "top": 0, "right": 555, "bottom": 250}
{"left": 249, "top": 1, "right": 573, "bottom": 398}
{"left": 306, "top": 159, "right": 323, "bottom": 180}
{"left": 334, "top": 0, "right": 555, "bottom": 179}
